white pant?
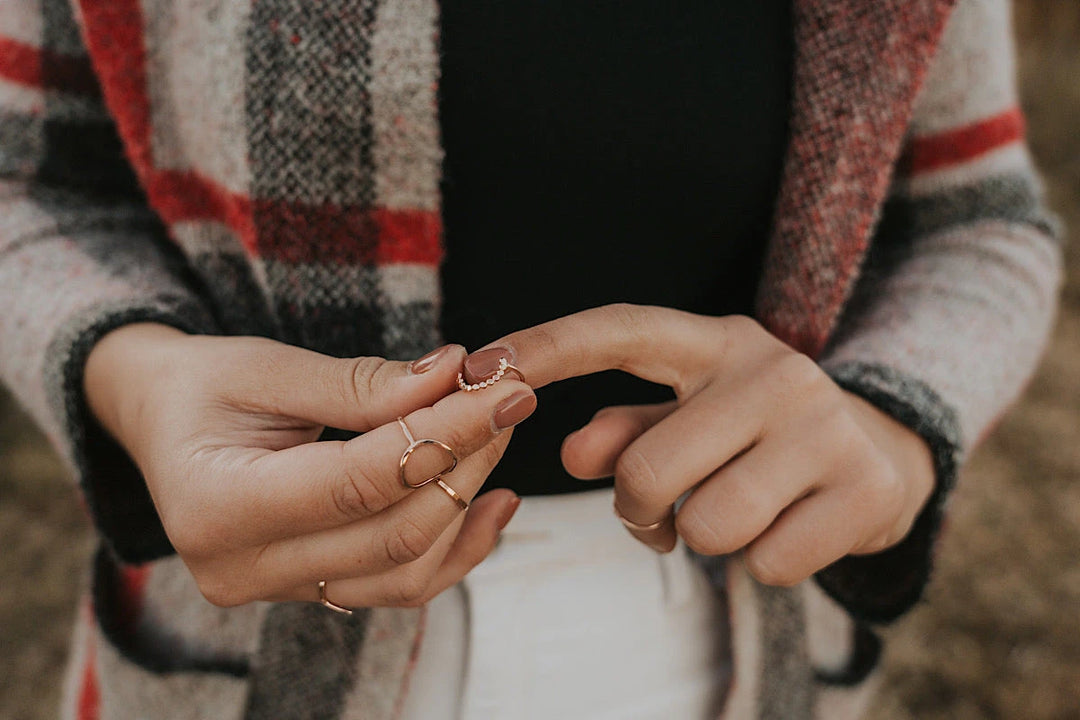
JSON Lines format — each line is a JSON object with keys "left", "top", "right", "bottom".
{"left": 399, "top": 488, "right": 730, "bottom": 720}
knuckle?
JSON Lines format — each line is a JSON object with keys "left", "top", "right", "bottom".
{"left": 168, "top": 517, "right": 215, "bottom": 561}
{"left": 859, "top": 462, "right": 906, "bottom": 533}
{"left": 771, "top": 351, "right": 826, "bottom": 400}
{"left": 870, "top": 462, "right": 905, "bottom": 508}
{"left": 525, "top": 323, "right": 581, "bottom": 369}
{"left": 342, "top": 356, "right": 387, "bottom": 407}
{"left": 477, "top": 438, "right": 506, "bottom": 468}
{"left": 194, "top": 570, "right": 251, "bottom": 608}
{"left": 614, "top": 447, "right": 662, "bottom": 506}
{"left": 675, "top": 506, "right": 729, "bottom": 556}
{"left": 383, "top": 517, "right": 437, "bottom": 566}
{"left": 744, "top": 548, "right": 803, "bottom": 587}
{"left": 388, "top": 570, "right": 431, "bottom": 606}
{"left": 860, "top": 532, "right": 894, "bottom": 555}
{"left": 424, "top": 402, "right": 483, "bottom": 455}
{"left": 725, "top": 313, "right": 763, "bottom": 339}
{"left": 604, "top": 303, "right": 649, "bottom": 336}
{"left": 333, "top": 453, "right": 391, "bottom": 520}
{"left": 823, "top": 420, "right": 869, "bottom": 476}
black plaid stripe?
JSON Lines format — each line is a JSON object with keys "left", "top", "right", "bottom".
{"left": 882, "top": 172, "right": 1058, "bottom": 245}
{"left": 244, "top": 603, "right": 371, "bottom": 720}
{"left": 245, "top": 0, "right": 379, "bottom": 207}
{"left": 246, "top": 0, "right": 388, "bottom": 356}
{"left": 755, "top": 583, "right": 815, "bottom": 720}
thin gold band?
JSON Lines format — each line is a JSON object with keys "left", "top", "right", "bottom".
{"left": 318, "top": 580, "right": 354, "bottom": 615}
{"left": 436, "top": 478, "right": 469, "bottom": 510}
{"left": 613, "top": 501, "right": 671, "bottom": 532}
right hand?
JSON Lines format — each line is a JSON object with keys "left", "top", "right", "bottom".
{"left": 84, "top": 323, "right": 535, "bottom": 609}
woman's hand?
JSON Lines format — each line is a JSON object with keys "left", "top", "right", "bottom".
{"left": 461, "top": 305, "right": 935, "bottom": 586}
{"left": 84, "top": 323, "right": 534, "bottom": 608}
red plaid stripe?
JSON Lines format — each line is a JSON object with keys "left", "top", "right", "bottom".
{"left": 75, "top": 0, "right": 441, "bottom": 269}
{"left": 0, "top": 35, "right": 98, "bottom": 95}
{"left": 901, "top": 106, "right": 1026, "bottom": 174}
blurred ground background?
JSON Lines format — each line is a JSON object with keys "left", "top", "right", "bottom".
{"left": 2, "top": 2, "right": 1079, "bottom": 719}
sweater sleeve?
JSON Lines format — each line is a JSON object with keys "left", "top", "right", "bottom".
{"left": 813, "top": 0, "right": 1063, "bottom": 622}
{"left": 0, "top": 4, "right": 218, "bottom": 562}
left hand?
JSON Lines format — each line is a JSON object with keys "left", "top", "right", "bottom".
{"left": 461, "top": 304, "right": 936, "bottom": 586}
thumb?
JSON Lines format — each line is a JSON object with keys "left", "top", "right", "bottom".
{"left": 229, "top": 339, "right": 467, "bottom": 432}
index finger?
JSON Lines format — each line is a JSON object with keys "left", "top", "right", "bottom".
{"left": 464, "top": 304, "right": 764, "bottom": 396}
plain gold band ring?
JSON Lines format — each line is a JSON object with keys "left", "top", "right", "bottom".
{"left": 435, "top": 478, "right": 469, "bottom": 511}
{"left": 318, "top": 580, "right": 354, "bottom": 615}
{"left": 613, "top": 501, "right": 670, "bottom": 532}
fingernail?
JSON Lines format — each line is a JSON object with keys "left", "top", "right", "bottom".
{"left": 648, "top": 536, "right": 677, "bottom": 554}
{"left": 492, "top": 389, "right": 536, "bottom": 431}
{"left": 409, "top": 344, "right": 454, "bottom": 375}
{"left": 464, "top": 347, "right": 512, "bottom": 384}
{"left": 497, "top": 495, "right": 522, "bottom": 530}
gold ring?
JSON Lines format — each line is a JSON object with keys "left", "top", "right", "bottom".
{"left": 457, "top": 357, "right": 527, "bottom": 392}
{"left": 397, "top": 417, "right": 460, "bottom": 490}
{"left": 435, "top": 478, "right": 469, "bottom": 511}
{"left": 613, "top": 501, "right": 671, "bottom": 532}
{"left": 318, "top": 580, "right": 354, "bottom": 615}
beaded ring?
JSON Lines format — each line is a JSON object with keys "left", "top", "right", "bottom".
{"left": 457, "top": 357, "right": 526, "bottom": 392}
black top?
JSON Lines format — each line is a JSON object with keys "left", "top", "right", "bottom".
{"left": 439, "top": 2, "right": 794, "bottom": 495}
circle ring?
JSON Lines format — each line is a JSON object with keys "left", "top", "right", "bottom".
{"left": 397, "top": 417, "right": 460, "bottom": 490}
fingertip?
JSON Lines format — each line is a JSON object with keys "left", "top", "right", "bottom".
{"left": 560, "top": 422, "right": 619, "bottom": 480}
{"left": 497, "top": 493, "right": 522, "bottom": 530}
{"left": 560, "top": 428, "right": 597, "bottom": 480}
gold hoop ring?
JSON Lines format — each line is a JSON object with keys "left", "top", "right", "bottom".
{"left": 318, "top": 580, "right": 354, "bottom": 615}
{"left": 613, "top": 501, "right": 671, "bottom": 532}
{"left": 397, "top": 418, "right": 464, "bottom": 511}
{"left": 457, "top": 357, "right": 527, "bottom": 392}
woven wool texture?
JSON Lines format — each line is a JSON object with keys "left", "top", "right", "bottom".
{"left": 0, "top": 0, "right": 1063, "bottom": 718}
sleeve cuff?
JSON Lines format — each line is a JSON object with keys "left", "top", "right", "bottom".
{"left": 814, "top": 361, "right": 962, "bottom": 623}
{"left": 54, "top": 299, "right": 219, "bottom": 563}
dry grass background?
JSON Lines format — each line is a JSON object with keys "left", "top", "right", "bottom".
{"left": 1, "top": 3, "right": 1079, "bottom": 718}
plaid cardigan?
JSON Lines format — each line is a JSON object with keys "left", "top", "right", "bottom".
{"left": 0, "top": 0, "right": 1062, "bottom": 718}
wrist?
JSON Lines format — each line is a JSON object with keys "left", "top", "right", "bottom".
{"left": 84, "top": 322, "right": 189, "bottom": 453}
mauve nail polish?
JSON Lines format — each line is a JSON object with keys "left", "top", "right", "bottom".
{"left": 492, "top": 390, "right": 536, "bottom": 431}
{"left": 464, "top": 347, "right": 511, "bottom": 383}
{"left": 408, "top": 344, "right": 453, "bottom": 374}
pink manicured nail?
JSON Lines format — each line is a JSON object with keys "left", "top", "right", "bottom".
{"left": 464, "top": 347, "right": 512, "bottom": 384}
{"left": 409, "top": 344, "right": 454, "bottom": 375}
{"left": 492, "top": 389, "right": 536, "bottom": 431}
